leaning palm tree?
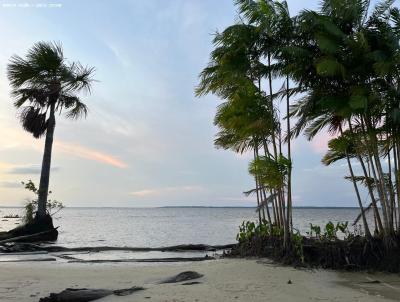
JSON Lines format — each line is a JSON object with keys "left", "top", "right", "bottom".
{"left": 7, "top": 41, "right": 94, "bottom": 220}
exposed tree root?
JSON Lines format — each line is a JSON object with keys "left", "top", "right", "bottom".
{"left": 230, "top": 235, "right": 400, "bottom": 272}
{"left": 0, "top": 214, "right": 58, "bottom": 243}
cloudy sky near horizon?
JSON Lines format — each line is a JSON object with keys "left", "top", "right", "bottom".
{"left": 0, "top": 0, "right": 382, "bottom": 207}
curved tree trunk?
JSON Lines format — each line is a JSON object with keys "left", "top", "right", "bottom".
{"left": 253, "top": 147, "right": 262, "bottom": 225}
{"left": 285, "top": 76, "right": 293, "bottom": 234}
{"left": 339, "top": 125, "right": 371, "bottom": 239}
{"left": 347, "top": 119, "right": 384, "bottom": 234}
{"left": 36, "top": 104, "right": 56, "bottom": 218}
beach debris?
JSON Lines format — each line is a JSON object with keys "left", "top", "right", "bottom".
{"left": 39, "top": 286, "right": 144, "bottom": 302}
{"left": 68, "top": 256, "right": 214, "bottom": 264}
{"left": 182, "top": 281, "right": 202, "bottom": 285}
{"left": 0, "top": 257, "right": 56, "bottom": 263}
{"left": 160, "top": 271, "right": 204, "bottom": 284}
{"left": 0, "top": 243, "right": 235, "bottom": 254}
{"left": 363, "top": 280, "right": 381, "bottom": 284}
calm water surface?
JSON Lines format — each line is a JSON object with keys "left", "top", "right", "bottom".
{"left": 0, "top": 207, "right": 366, "bottom": 248}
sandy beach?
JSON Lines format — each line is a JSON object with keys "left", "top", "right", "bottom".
{"left": 0, "top": 258, "right": 398, "bottom": 301}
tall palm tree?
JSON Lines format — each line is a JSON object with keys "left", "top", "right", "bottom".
{"left": 7, "top": 41, "right": 94, "bottom": 219}
{"left": 284, "top": 0, "right": 400, "bottom": 239}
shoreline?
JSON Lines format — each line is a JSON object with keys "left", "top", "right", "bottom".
{"left": 1, "top": 258, "right": 398, "bottom": 301}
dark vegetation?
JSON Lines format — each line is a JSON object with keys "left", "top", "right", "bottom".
{"left": 197, "top": 0, "right": 400, "bottom": 272}
{"left": 2, "top": 214, "right": 20, "bottom": 219}
{"left": 230, "top": 220, "right": 400, "bottom": 272}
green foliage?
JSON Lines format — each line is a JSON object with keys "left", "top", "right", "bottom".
{"left": 249, "top": 154, "right": 291, "bottom": 190}
{"left": 21, "top": 180, "right": 64, "bottom": 223}
{"left": 307, "top": 221, "right": 349, "bottom": 240}
{"left": 291, "top": 230, "right": 304, "bottom": 263}
{"left": 236, "top": 220, "right": 275, "bottom": 243}
{"left": 324, "top": 221, "right": 336, "bottom": 240}
{"left": 8, "top": 41, "right": 94, "bottom": 139}
{"left": 307, "top": 223, "right": 322, "bottom": 238}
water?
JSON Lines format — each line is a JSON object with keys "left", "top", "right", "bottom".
{"left": 0, "top": 207, "right": 368, "bottom": 248}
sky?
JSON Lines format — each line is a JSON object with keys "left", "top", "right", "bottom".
{"left": 0, "top": 0, "right": 383, "bottom": 208}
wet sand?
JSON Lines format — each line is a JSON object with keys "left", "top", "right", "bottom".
{"left": 0, "top": 258, "right": 399, "bottom": 301}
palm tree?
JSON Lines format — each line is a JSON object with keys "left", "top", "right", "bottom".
{"left": 7, "top": 41, "right": 94, "bottom": 219}
{"left": 284, "top": 0, "right": 400, "bottom": 239}
{"left": 198, "top": 0, "right": 299, "bottom": 250}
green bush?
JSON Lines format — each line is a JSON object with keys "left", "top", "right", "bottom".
{"left": 21, "top": 180, "right": 64, "bottom": 223}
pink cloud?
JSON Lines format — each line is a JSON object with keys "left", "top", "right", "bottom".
{"left": 310, "top": 133, "right": 332, "bottom": 154}
{"left": 55, "top": 141, "right": 128, "bottom": 169}
{"left": 129, "top": 185, "right": 204, "bottom": 197}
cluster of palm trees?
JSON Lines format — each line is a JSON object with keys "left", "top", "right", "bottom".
{"left": 198, "top": 0, "right": 400, "bottom": 245}
{"left": 197, "top": 0, "right": 295, "bottom": 247}
{"left": 298, "top": 0, "right": 400, "bottom": 240}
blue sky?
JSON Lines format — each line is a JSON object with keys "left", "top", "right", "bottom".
{"left": 0, "top": 0, "right": 383, "bottom": 207}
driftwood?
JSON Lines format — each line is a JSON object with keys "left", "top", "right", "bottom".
{"left": 0, "top": 243, "right": 235, "bottom": 254}
{"left": 0, "top": 257, "right": 56, "bottom": 262}
{"left": 68, "top": 256, "right": 214, "bottom": 263}
{"left": 39, "top": 286, "right": 144, "bottom": 302}
{"left": 30, "top": 243, "right": 235, "bottom": 253}
{"left": 0, "top": 251, "right": 48, "bottom": 256}
{"left": 159, "top": 271, "right": 204, "bottom": 284}
{"left": 39, "top": 271, "right": 203, "bottom": 301}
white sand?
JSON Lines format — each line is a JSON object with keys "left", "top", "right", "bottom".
{"left": 0, "top": 258, "right": 398, "bottom": 301}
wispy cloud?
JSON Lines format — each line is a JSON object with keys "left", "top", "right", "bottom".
{"left": 0, "top": 181, "right": 22, "bottom": 188}
{"left": 55, "top": 141, "right": 128, "bottom": 169}
{"left": 8, "top": 164, "right": 60, "bottom": 175}
{"left": 129, "top": 185, "right": 204, "bottom": 197}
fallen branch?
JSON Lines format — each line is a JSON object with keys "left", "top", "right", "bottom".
{"left": 19, "top": 243, "right": 235, "bottom": 253}
{"left": 68, "top": 256, "right": 214, "bottom": 263}
{"left": 39, "top": 286, "right": 144, "bottom": 302}
{"left": 0, "top": 257, "right": 56, "bottom": 263}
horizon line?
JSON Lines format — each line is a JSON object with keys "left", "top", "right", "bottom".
{"left": 0, "top": 205, "right": 363, "bottom": 209}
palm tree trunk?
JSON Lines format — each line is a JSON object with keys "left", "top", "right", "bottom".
{"left": 255, "top": 146, "right": 266, "bottom": 220}
{"left": 347, "top": 119, "right": 383, "bottom": 234}
{"left": 358, "top": 156, "right": 384, "bottom": 234}
{"left": 36, "top": 104, "right": 56, "bottom": 218}
{"left": 339, "top": 124, "right": 371, "bottom": 238}
{"left": 361, "top": 117, "right": 390, "bottom": 233}
{"left": 267, "top": 52, "right": 278, "bottom": 158}
{"left": 394, "top": 138, "right": 400, "bottom": 232}
{"left": 255, "top": 176, "right": 264, "bottom": 223}
{"left": 261, "top": 186, "right": 272, "bottom": 223}
{"left": 253, "top": 147, "right": 262, "bottom": 225}
{"left": 387, "top": 149, "right": 396, "bottom": 230}
{"left": 345, "top": 153, "right": 372, "bottom": 238}
{"left": 271, "top": 189, "right": 278, "bottom": 225}
{"left": 285, "top": 76, "right": 293, "bottom": 234}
